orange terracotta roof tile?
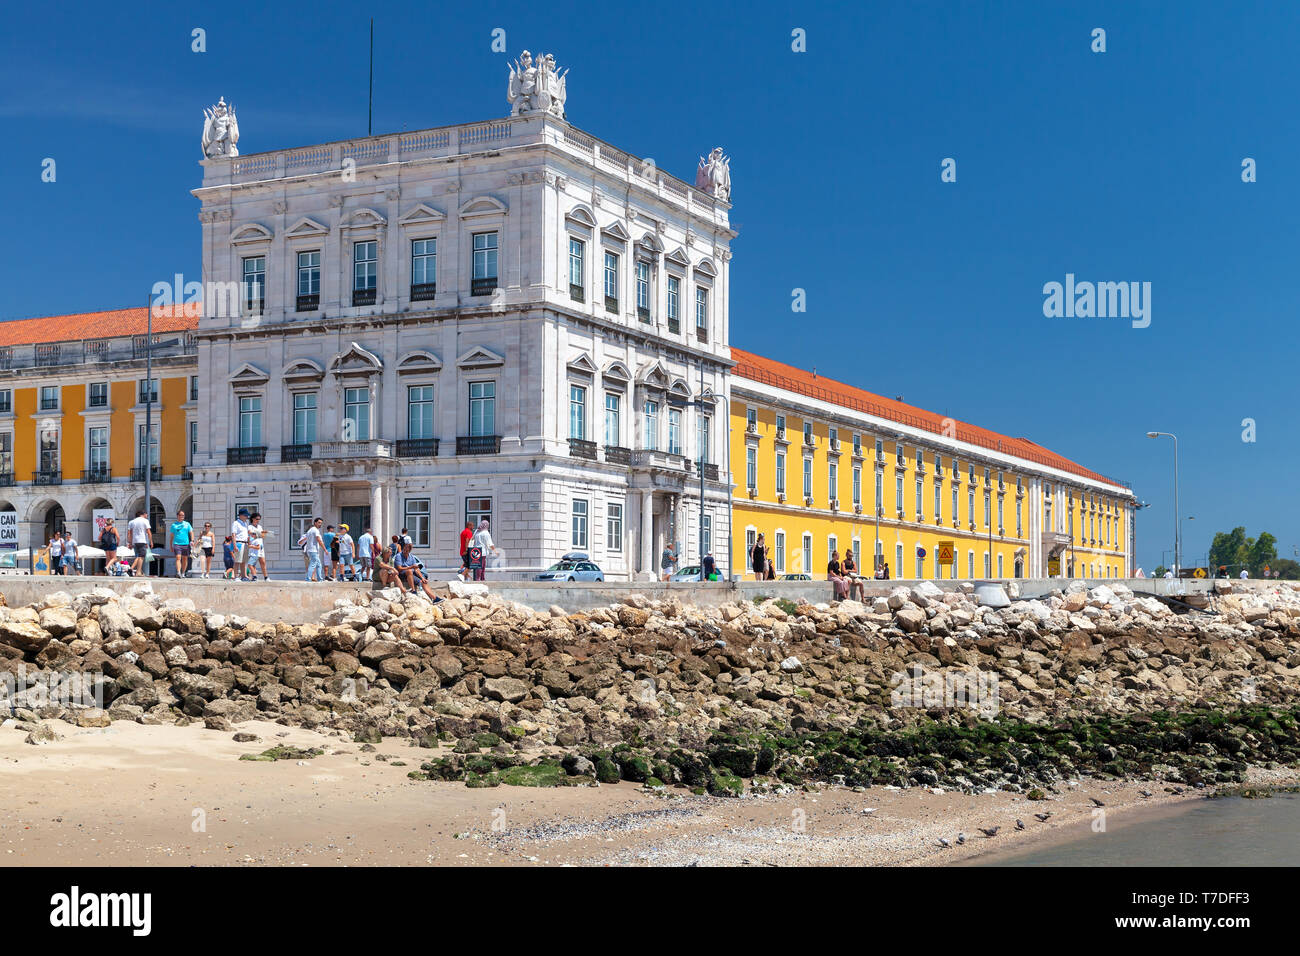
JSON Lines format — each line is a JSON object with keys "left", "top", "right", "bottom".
{"left": 0, "top": 306, "right": 198, "bottom": 348}
{"left": 731, "top": 347, "right": 1128, "bottom": 491}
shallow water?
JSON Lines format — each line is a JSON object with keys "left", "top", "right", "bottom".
{"left": 977, "top": 793, "right": 1300, "bottom": 866}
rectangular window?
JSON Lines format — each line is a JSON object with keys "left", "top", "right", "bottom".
{"left": 243, "top": 256, "right": 266, "bottom": 312}
{"left": 39, "top": 426, "right": 58, "bottom": 473}
{"left": 238, "top": 396, "right": 262, "bottom": 448}
{"left": 829, "top": 427, "right": 838, "bottom": 448}
{"left": 998, "top": 496, "right": 1004, "bottom": 531}
{"left": 290, "top": 502, "right": 313, "bottom": 545}
{"left": 603, "top": 251, "right": 619, "bottom": 310}
{"left": 746, "top": 446, "right": 757, "bottom": 490}
{"left": 935, "top": 483, "right": 942, "bottom": 522}
{"left": 407, "top": 385, "right": 434, "bottom": 440}
{"left": 411, "top": 238, "right": 437, "bottom": 298}
{"left": 571, "top": 499, "right": 589, "bottom": 549}
{"left": 568, "top": 237, "right": 585, "bottom": 299}
{"left": 701, "top": 514, "right": 711, "bottom": 557}
{"left": 746, "top": 528, "right": 756, "bottom": 566}
{"left": 803, "top": 421, "right": 813, "bottom": 445}
{"left": 189, "top": 375, "right": 199, "bottom": 402}
{"left": 896, "top": 474, "right": 904, "bottom": 512}
{"left": 802, "top": 533, "right": 812, "bottom": 574}
{"left": 875, "top": 469, "right": 883, "bottom": 512}
{"left": 137, "top": 422, "right": 159, "bottom": 468}
{"left": 667, "top": 275, "right": 681, "bottom": 333}
{"left": 746, "top": 407, "right": 757, "bottom": 431}
{"left": 604, "top": 393, "right": 620, "bottom": 447}
{"left": 344, "top": 386, "right": 371, "bottom": 441}
{"left": 697, "top": 414, "right": 710, "bottom": 464}
{"left": 852, "top": 466, "right": 861, "bottom": 506}
{"left": 915, "top": 477, "right": 923, "bottom": 519}
{"left": 569, "top": 385, "right": 587, "bottom": 440}
{"left": 774, "top": 531, "right": 785, "bottom": 573}
{"left": 952, "top": 486, "right": 959, "bottom": 523}
{"left": 403, "top": 498, "right": 430, "bottom": 548}
{"left": 776, "top": 452, "right": 786, "bottom": 495}
{"left": 293, "top": 392, "right": 317, "bottom": 444}
{"left": 138, "top": 378, "right": 159, "bottom": 405}
{"left": 776, "top": 414, "right": 786, "bottom": 436}
{"left": 607, "top": 502, "right": 623, "bottom": 552}
{"left": 667, "top": 408, "right": 682, "bottom": 455}
{"left": 984, "top": 492, "right": 991, "bottom": 528}
{"left": 472, "top": 231, "right": 498, "bottom": 293}
{"left": 635, "top": 261, "right": 651, "bottom": 320}
{"left": 466, "top": 496, "right": 492, "bottom": 529}
{"left": 828, "top": 535, "right": 838, "bottom": 564}
{"left": 0, "top": 390, "right": 9, "bottom": 414}
{"left": 853, "top": 433, "right": 862, "bottom": 456}
{"left": 189, "top": 420, "right": 197, "bottom": 464}
{"left": 828, "top": 461, "right": 838, "bottom": 502}
{"left": 643, "top": 401, "right": 658, "bottom": 451}
{"left": 875, "top": 437, "right": 884, "bottom": 459}
{"left": 88, "top": 382, "right": 108, "bottom": 408}
{"left": 353, "top": 241, "right": 378, "bottom": 303}
{"left": 297, "top": 250, "right": 320, "bottom": 295}
{"left": 803, "top": 457, "right": 813, "bottom": 498}
{"left": 695, "top": 286, "right": 709, "bottom": 337}
{"left": 968, "top": 490, "right": 976, "bottom": 525}
{"left": 88, "top": 426, "right": 108, "bottom": 472}
{"left": 468, "top": 381, "right": 496, "bottom": 436}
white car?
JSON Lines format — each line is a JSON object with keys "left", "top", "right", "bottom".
{"left": 535, "top": 552, "right": 605, "bottom": 582}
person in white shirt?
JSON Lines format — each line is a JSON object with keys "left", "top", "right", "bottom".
{"left": 297, "top": 516, "right": 325, "bottom": 582}
{"left": 127, "top": 509, "right": 153, "bottom": 576}
{"left": 1163, "top": 569, "right": 1174, "bottom": 580}
{"left": 48, "top": 533, "right": 63, "bottom": 574}
{"left": 356, "top": 528, "right": 375, "bottom": 581}
{"left": 60, "top": 531, "right": 78, "bottom": 574}
{"left": 470, "top": 519, "right": 499, "bottom": 581}
{"left": 337, "top": 525, "right": 356, "bottom": 581}
{"left": 231, "top": 509, "right": 251, "bottom": 581}
{"left": 1239, "top": 568, "right": 1249, "bottom": 579}
{"left": 246, "top": 513, "right": 268, "bottom": 581}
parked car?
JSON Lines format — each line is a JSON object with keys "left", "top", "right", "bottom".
{"left": 780, "top": 572, "right": 812, "bottom": 581}
{"left": 670, "top": 565, "right": 703, "bottom": 582}
{"left": 535, "top": 552, "right": 605, "bottom": 582}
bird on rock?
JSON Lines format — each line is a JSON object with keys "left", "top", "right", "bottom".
{"left": 1015, "top": 819, "right": 1026, "bottom": 831}
{"left": 1090, "top": 797, "right": 1106, "bottom": 807}
{"left": 1034, "top": 812, "right": 1052, "bottom": 822}
{"left": 937, "top": 837, "right": 951, "bottom": 848}
{"left": 955, "top": 833, "right": 966, "bottom": 846}
{"left": 979, "top": 826, "right": 1000, "bottom": 838}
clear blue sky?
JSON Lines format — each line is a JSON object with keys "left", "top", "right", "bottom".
{"left": 2, "top": 0, "right": 1297, "bottom": 571}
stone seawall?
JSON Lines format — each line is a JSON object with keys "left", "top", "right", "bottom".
{"left": 4, "top": 577, "right": 1300, "bottom": 795}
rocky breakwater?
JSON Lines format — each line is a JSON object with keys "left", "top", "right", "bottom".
{"left": 3, "top": 580, "right": 1300, "bottom": 797}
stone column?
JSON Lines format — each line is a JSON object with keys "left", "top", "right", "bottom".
{"left": 371, "top": 481, "right": 384, "bottom": 541}
{"left": 640, "top": 489, "right": 653, "bottom": 580}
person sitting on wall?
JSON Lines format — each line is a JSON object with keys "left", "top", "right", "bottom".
{"left": 842, "top": 550, "right": 867, "bottom": 602}
{"left": 394, "top": 541, "right": 443, "bottom": 602}
{"left": 373, "top": 547, "right": 407, "bottom": 593}
{"left": 827, "top": 549, "right": 849, "bottom": 600}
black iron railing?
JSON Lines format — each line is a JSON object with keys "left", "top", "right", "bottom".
{"left": 132, "top": 466, "right": 162, "bottom": 482}
{"left": 81, "top": 467, "right": 111, "bottom": 483}
{"left": 227, "top": 446, "right": 267, "bottom": 465}
{"left": 296, "top": 293, "right": 320, "bottom": 312}
{"left": 570, "top": 283, "right": 584, "bottom": 302}
{"left": 352, "top": 288, "right": 377, "bottom": 307}
{"left": 280, "top": 443, "right": 313, "bottom": 463}
{"left": 605, "top": 445, "right": 632, "bottom": 465}
{"left": 457, "top": 435, "right": 501, "bottom": 455}
{"left": 33, "top": 469, "right": 62, "bottom": 485}
{"left": 410, "top": 283, "right": 437, "bottom": 302}
{"left": 471, "top": 277, "right": 497, "bottom": 297}
{"left": 395, "top": 438, "right": 440, "bottom": 458}
{"left": 568, "top": 438, "right": 597, "bottom": 460}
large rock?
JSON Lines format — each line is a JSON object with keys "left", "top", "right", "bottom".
{"left": 120, "top": 597, "right": 163, "bottom": 630}
{"left": 0, "top": 620, "right": 53, "bottom": 652}
{"left": 895, "top": 606, "right": 926, "bottom": 633}
{"left": 483, "top": 677, "right": 529, "bottom": 703}
{"left": 37, "top": 607, "right": 78, "bottom": 637}
{"left": 96, "top": 602, "right": 135, "bottom": 640}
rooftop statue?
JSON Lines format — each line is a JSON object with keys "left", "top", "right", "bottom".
{"left": 202, "top": 97, "right": 240, "bottom": 158}
{"left": 507, "top": 50, "right": 568, "bottom": 118}
{"left": 695, "top": 147, "right": 731, "bottom": 202}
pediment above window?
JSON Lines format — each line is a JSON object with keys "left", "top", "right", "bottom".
{"left": 397, "top": 349, "right": 443, "bottom": 375}
{"left": 341, "top": 207, "right": 388, "bottom": 231}
{"left": 399, "top": 203, "right": 446, "bottom": 226}
{"left": 282, "top": 358, "right": 325, "bottom": 383}
{"left": 600, "top": 221, "right": 630, "bottom": 243}
{"left": 566, "top": 352, "right": 597, "bottom": 376}
{"left": 664, "top": 246, "right": 691, "bottom": 268}
{"left": 230, "top": 223, "right": 273, "bottom": 245}
{"left": 668, "top": 379, "right": 692, "bottom": 404}
{"left": 328, "top": 342, "right": 383, "bottom": 377}
{"left": 285, "top": 216, "right": 329, "bottom": 239}
{"left": 458, "top": 195, "right": 508, "bottom": 219}
{"left": 565, "top": 204, "right": 597, "bottom": 228}
{"left": 636, "top": 360, "right": 670, "bottom": 390}
{"left": 694, "top": 258, "right": 718, "bottom": 278}
{"left": 636, "top": 232, "right": 664, "bottom": 254}
{"left": 456, "top": 345, "right": 505, "bottom": 369}
{"left": 601, "top": 360, "right": 631, "bottom": 384}
{"left": 228, "top": 362, "right": 269, "bottom": 386}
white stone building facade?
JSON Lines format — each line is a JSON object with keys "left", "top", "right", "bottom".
{"left": 190, "top": 79, "right": 735, "bottom": 579}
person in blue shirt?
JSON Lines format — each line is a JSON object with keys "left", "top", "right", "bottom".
{"left": 168, "top": 509, "right": 195, "bottom": 578}
{"left": 393, "top": 541, "right": 441, "bottom": 602}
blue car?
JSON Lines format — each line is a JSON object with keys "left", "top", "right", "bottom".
{"left": 535, "top": 552, "right": 605, "bottom": 582}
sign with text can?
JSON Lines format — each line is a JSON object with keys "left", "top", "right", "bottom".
{"left": 0, "top": 510, "right": 16, "bottom": 550}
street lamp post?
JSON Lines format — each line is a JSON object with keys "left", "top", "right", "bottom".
{"left": 1146, "top": 431, "right": 1180, "bottom": 576}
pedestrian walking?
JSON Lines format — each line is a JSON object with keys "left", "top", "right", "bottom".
{"left": 356, "top": 526, "right": 375, "bottom": 581}
{"left": 60, "top": 530, "right": 79, "bottom": 575}
{"left": 99, "top": 519, "right": 119, "bottom": 574}
{"left": 199, "top": 523, "right": 215, "bottom": 578}
{"left": 751, "top": 533, "right": 766, "bottom": 580}
{"left": 470, "top": 519, "right": 498, "bottom": 581}
{"left": 230, "top": 508, "right": 251, "bottom": 581}
{"left": 298, "top": 517, "right": 326, "bottom": 582}
{"left": 247, "top": 513, "right": 268, "bottom": 580}
{"left": 127, "top": 509, "right": 153, "bottom": 577}
{"left": 337, "top": 524, "right": 355, "bottom": 581}
{"left": 457, "top": 520, "right": 475, "bottom": 582}
{"left": 48, "top": 531, "right": 64, "bottom": 575}
{"left": 221, "top": 535, "right": 236, "bottom": 578}
{"left": 322, "top": 525, "right": 337, "bottom": 581}
{"left": 660, "top": 543, "right": 677, "bottom": 581}
{"left": 168, "top": 509, "right": 194, "bottom": 578}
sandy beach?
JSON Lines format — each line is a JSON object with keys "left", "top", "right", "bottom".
{"left": 0, "top": 719, "right": 1244, "bottom": 867}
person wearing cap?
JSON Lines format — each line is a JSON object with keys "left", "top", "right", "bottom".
{"left": 231, "top": 508, "right": 251, "bottom": 582}
{"left": 337, "top": 523, "right": 356, "bottom": 581}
